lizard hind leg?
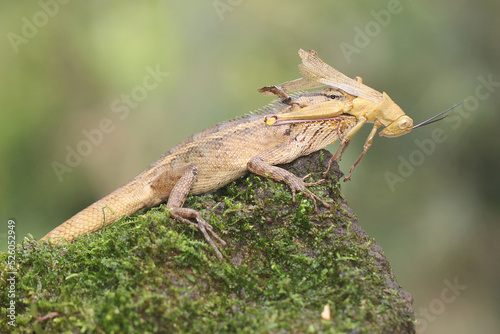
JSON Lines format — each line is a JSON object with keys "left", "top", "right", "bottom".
{"left": 153, "top": 164, "right": 226, "bottom": 261}
{"left": 168, "top": 207, "right": 226, "bottom": 261}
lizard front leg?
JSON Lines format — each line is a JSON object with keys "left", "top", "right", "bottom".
{"left": 150, "top": 164, "right": 226, "bottom": 261}
{"left": 248, "top": 154, "right": 330, "bottom": 212}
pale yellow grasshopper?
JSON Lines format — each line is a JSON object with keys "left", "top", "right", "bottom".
{"left": 260, "top": 49, "right": 462, "bottom": 181}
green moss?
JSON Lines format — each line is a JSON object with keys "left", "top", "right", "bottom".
{"left": 0, "top": 151, "right": 414, "bottom": 333}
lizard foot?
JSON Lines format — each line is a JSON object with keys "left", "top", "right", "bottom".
{"left": 169, "top": 207, "right": 226, "bottom": 262}
{"left": 286, "top": 174, "right": 331, "bottom": 211}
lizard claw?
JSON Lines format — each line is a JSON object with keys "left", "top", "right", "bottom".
{"left": 303, "top": 173, "right": 326, "bottom": 187}
{"left": 287, "top": 174, "right": 331, "bottom": 211}
{"left": 170, "top": 207, "right": 226, "bottom": 262}
{"left": 302, "top": 173, "right": 313, "bottom": 182}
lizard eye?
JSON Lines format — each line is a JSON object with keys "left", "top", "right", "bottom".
{"left": 323, "top": 88, "right": 344, "bottom": 101}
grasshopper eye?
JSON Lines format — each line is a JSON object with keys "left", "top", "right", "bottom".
{"left": 398, "top": 117, "right": 413, "bottom": 129}
{"left": 380, "top": 116, "right": 413, "bottom": 137}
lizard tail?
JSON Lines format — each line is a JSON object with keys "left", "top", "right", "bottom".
{"left": 41, "top": 183, "right": 151, "bottom": 244}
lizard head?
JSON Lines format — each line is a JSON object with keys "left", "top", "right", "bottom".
{"left": 264, "top": 88, "right": 355, "bottom": 126}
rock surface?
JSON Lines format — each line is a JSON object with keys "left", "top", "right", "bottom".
{"left": 0, "top": 149, "right": 415, "bottom": 333}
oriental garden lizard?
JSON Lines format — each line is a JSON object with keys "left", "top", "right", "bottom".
{"left": 42, "top": 49, "right": 413, "bottom": 261}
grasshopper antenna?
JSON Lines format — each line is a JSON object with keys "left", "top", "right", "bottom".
{"left": 412, "top": 100, "right": 465, "bottom": 129}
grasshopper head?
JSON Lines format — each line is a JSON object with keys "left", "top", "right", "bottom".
{"left": 372, "top": 92, "right": 413, "bottom": 137}
{"left": 379, "top": 115, "right": 413, "bottom": 137}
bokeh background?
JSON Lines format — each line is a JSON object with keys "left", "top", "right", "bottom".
{"left": 1, "top": 1, "right": 499, "bottom": 332}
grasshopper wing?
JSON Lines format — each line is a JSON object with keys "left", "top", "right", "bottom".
{"left": 259, "top": 49, "right": 383, "bottom": 104}
{"left": 298, "top": 49, "right": 383, "bottom": 103}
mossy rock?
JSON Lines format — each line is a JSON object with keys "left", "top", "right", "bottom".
{"left": 0, "top": 150, "right": 414, "bottom": 333}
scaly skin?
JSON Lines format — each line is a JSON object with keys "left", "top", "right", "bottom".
{"left": 42, "top": 88, "right": 358, "bottom": 260}
{"left": 42, "top": 49, "right": 421, "bottom": 261}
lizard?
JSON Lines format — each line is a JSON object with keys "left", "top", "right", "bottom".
{"left": 41, "top": 49, "right": 410, "bottom": 261}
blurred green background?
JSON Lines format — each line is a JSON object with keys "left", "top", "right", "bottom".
{"left": 1, "top": 1, "right": 499, "bottom": 332}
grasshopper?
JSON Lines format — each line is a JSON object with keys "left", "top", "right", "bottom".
{"left": 259, "top": 49, "right": 461, "bottom": 181}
